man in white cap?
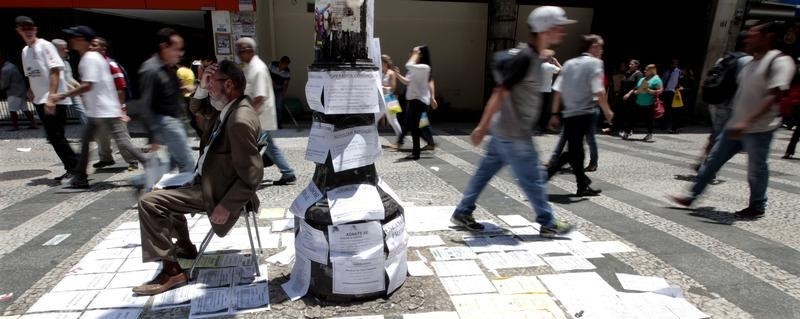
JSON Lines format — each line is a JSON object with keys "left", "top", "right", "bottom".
{"left": 450, "top": 6, "right": 575, "bottom": 237}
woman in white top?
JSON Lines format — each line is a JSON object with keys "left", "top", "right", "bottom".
{"left": 395, "top": 45, "right": 436, "bottom": 160}
{"left": 379, "top": 54, "right": 403, "bottom": 138}
{"left": 538, "top": 50, "right": 561, "bottom": 133}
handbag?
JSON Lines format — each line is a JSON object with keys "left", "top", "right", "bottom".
{"left": 385, "top": 93, "right": 402, "bottom": 114}
{"left": 419, "top": 112, "right": 430, "bottom": 128}
{"left": 672, "top": 90, "right": 684, "bottom": 108}
{"left": 653, "top": 94, "right": 665, "bottom": 119}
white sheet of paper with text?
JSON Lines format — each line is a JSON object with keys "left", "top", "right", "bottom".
{"left": 323, "top": 71, "right": 380, "bottom": 114}
{"left": 386, "top": 251, "right": 407, "bottom": 293}
{"left": 189, "top": 286, "right": 230, "bottom": 318}
{"left": 297, "top": 219, "right": 329, "bottom": 264}
{"left": 26, "top": 290, "right": 99, "bottom": 312}
{"left": 305, "top": 122, "right": 334, "bottom": 164}
{"left": 281, "top": 255, "right": 311, "bottom": 301}
{"left": 306, "top": 72, "right": 327, "bottom": 112}
{"left": 328, "top": 184, "right": 385, "bottom": 224}
{"left": 87, "top": 288, "right": 150, "bottom": 309}
{"left": 330, "top": 125, "right": 381, "bottom": 172}
{"left": 383, "top": 215, "right": 408, "bottom": 255}
{"left": 329, "top": 221, "right": 383, "bottom": 259}
{"left": 332, "top": 255, "right": 385, "bottom": 295}
{"left": 290, "top": 181, "right": 324, "bottom": 218}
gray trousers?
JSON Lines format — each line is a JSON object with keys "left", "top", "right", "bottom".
{"left": 137, "top": 185, "right": 204, "bottom": 262}
{"left": 96, "top": 118, "right": 138, "bottom": 164}
{"left": 77, "top": 117, "right": 146, "bottom": 176}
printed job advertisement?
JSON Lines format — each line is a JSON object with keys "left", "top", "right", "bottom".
{"left": 383, "top": 215, "right": 408, "bottom": 255}
{"left": 196, "top": 268, "right": 235, "bottom": 288}
{"left": 328, "top": 184, "right": 385, "bottom": 224}
{"left": 323, "top": 70, "right": 380, "bottom": 114}
{"left": 281, "top": 255, "right": 311, "bottom": 301}
{"left": 297, "top": 219, "right": 330, "bottom": 263}
{"left": 152, "top": 284, "right": 196, "bottom": 310}
{"left": 386, "top": 251, "right": 407, "bottom": 293}
{"left": 233, "top": 282, "right": 270, "bottom": 314}
{"left": 329, "top": 221, "right": 383, "bottom": 259}
{"left": 87, "top": 288, "right": 149, "bottom": 309}
{"left": 306, "top": 72, "right": 328, "bottom": 112}
{"left": 332, "top": 255, "right": 385, "bottom": 295}
{"left": 305, "top": 122, "right": 334, "bottom": 164}
{"left": 189, "top": 287, "right": 230, "bottom": 318}
{"left": 290, "top": 181, "right": 324, "bottom": 218}
{"left": 330, "top": 125, "right": 381, "bottom": 172}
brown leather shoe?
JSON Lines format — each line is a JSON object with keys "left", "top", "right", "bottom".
{"left": 132, "top": 271, "right": 188, "bottom": 296}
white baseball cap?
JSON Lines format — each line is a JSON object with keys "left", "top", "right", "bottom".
{"left": 528, "top": 6, "right": 577, "bottom": 33}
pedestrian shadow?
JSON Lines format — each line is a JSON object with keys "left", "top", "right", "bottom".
{"left": 94, "top": 167, "right": 129, "bottom": 174}
{"left": 548, "top": 194, "right": 588, "bottom": 205}
{"left": 673, "top": 174, "right": 725, "bottom": 185}
{"left": 666, "top": 206, "right": 737, "bottom": 225}
{"left": 27, "top": 177, "right": 61, "bottom": 187}
{"left": 55, "top": 180, "right": 125, "bottom": 193}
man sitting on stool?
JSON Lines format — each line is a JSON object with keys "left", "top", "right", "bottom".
{"left": 133, "top": 60, "right": 263, "bottom": 295}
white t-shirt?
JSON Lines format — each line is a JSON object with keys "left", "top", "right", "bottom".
{"left": 540, "top": 62, "right": 560, "bottom": 93}
{"left": 243, "top": 56, "right": 276, "bottom": 131}
{"left": 21, "top": 38, "right": 69, "bottom": 105}
{"left": 79, "top": 51, "right": 121, "bottom": 118}
{"left": 405, "top": 63, "right": 431, "bottom": 105}
{"left": 728, "top": 49, "right": 795, "bottom": 133}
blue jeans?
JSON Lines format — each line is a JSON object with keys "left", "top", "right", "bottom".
{"left": 454, "top": 136, "right": 556, "bottom": 227}
{"left": 259, "top": 130, "right": 295, "bottom": 177}
{"left": 155, "top": 115, "right": 195, "bottom": 173}
{"left": 70, "top": 98, "right": 88, "bottom": 125}
{"left": 547, "top": 110, "right": 599, "bottom": 166}
{"left": 692, "top": 130, "right": 774, "bottom": 211}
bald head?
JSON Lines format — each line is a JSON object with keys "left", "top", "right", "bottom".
{"left": 235, "top": 37, "right": 257, "bottom": 63}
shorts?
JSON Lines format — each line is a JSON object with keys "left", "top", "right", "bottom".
{"left": 7, "top": 95, "right": 28, "bottom": 112}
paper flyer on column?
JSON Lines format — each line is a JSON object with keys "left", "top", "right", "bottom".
{"left": 332, "top": 255, "right": 385, "bottom": 294}
{"left": 281, "top": 254, "right": 311, "bottom": 301}
{"left": 306, "top": 72, "right": 327, "bottom": 112}
{"left": 306, "top": 122, "right": 334, "bottom": 164}
{"left": 323, "top": 71, "right": 380, "bottom": 114}
{"left": 328, "top": 221, "right": 383, "bottom": 258}
{"left": 290, "top": 181, "right": 324, "bottom": 218}
{"left": 330, "top": 125, "right": 381, "bottom": 172}
{"left": 297, "top": 219, "right": 330, "bottom": 263}
{"left": 328, "top": 184, "right": 385, "bottom": 224}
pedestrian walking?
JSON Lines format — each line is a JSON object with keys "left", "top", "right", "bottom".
{"left": 1, "top": 52, "right": 37, "bottom": 131}
{"left": 16, "top": 16, "right": 79, "bottom": 181}
{"left": 52, "top": 26, "right": 147, "bottom": 188}
{"left": 379, "top": 54, "right": 403, "bottom": 138}
{"left": 394, "top": 45, "right": 436, "bottom": 160}
{"left": 661, "top": 58, "right": 682, "bottom": 133}
{"left": 235, "top": 37, "right": 296, "bottom": 185}
{"left": 537, "top": 49, "right": 561, "bottom": 134}
{"left": 269, "top": 56, "right": 291, "bottom": 129}
{"left": 546, "top": 34, "right": 614, "bottom": 196}
{"left": 622, "top": 64, "right": 662, "bottom": 142}
{"left": 451, "top": 6, "right": 575, "bottom": 237}
{"left": 671, "top": 21, "right": 795, "bottom": 219}
{"left": 52, "top": 38, "right": 87, "bottom": 125}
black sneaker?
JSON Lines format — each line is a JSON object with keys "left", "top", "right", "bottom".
{"left": 584, "top": 163, "right": 597, "bottom": 172}
{"left": 450, "top": 214, "right": 485, "bottom": 231}
{"left": 734, "top": 207, "right": 765, "bottom": 219}
{"left": 92, "top": 160, "right": 116, "bottom": 168}
{"left": 54, "top": 172, "right": 73, "bottom": 181}
{"left": 621, "top": 131, "right": 630, "bottom": 140}
{"left": 540, "top": 220, "right": 574, "bottom": 238}
{"left": 643, "top": 134, "right": 654, "bottom": 142}
{"left": 127, "top": 162, "right": 139, "bottom": 171}
{"left": 576, "top": 186, "right": 602, "bottom": 197}
{"left": 273, "top": 175, "right": 297, "bottom": 186}
{"left": 69, "top": 176, "right": 90, "bottom": 188}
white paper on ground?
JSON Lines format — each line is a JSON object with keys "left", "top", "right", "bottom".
{"left": 323, "top": 70, "right": 380, "bottom": 115}
{"left": 616, "top": 273, "right": 671, "bottom": 292}
{"left": 562, "top": 241, "right": 604, "bottom": 259}
{"left": 233, "top": 282, "right": 270, "bottom": 314}
{"left": 332, "top": 255, "right": 385, "bottom": 294}
{"left": 20, "top": 312, "right": 81, "bottom": 319}
{"left": 190, "top": 286, "right": 230, "bottom": 318}
{"left": 402, "top": 312, "right": 460, "bottom": 319}
{"left": 259, "top": 207, "right": 287, "bottom": 219}
{"left": 431, "top": 260, "right": 483, "bottom": 277}
{"left": 16, "top": 147, "right": 31, "bottom": 152}
{"left": 236, "top": 264, "right": 269, "bottom": 286}
{"left": 618, "top": 291, "right": 709, "bottom": 319}
{"left": 271, "top": 219, "right": 295, "bottom": 232}
{"left": 429, "top": 247, "right": 477, "bottom": 261}
{"left": 476, "top": 220, "right": 504, "bottom": 233}
{"left": 330, "top": 125, "right": 381, "bottom": 172}
{"left": 491, "top": 276, "right": 548, "bottom": 295}
{"left": 538, "top": 272, "right": 619, "bottom": 318}
{"left": 281, "top": 255, "right": 311, "bottom": 301}
{"left": 478, "top": 250, "right": 546, "bottom": 270}
{"left": 151, "top": 284, "right": 196, "bottom": 310}
{"left": 197, "top": 267, "right": 235, "bottom": 288}
{"left": 83, "top": 247, "right": 134, "bottom": 261}
{"left": 80, "top": 308, "right": 143, "bottom": 319}
{"left": 329, "top": 221, "right": 383, "bottom": 259}
{"left": 328, "top": 184, "right": 385, "bottom": 224}
{"left": 543, "top": 256, "right": 596, "bottom": 271}
{"left": 386, "top": 251, "right": 407, "bottom": 293}
{"left": 115, "top": 221, "right": 140, "bottom": 230}
{"left": 69, "top": 258, "right": 124, "bottom": 275}
{"left": 438, "top": 275, "right": 496, "bottom": 296}
{"left": 107, "top": 269, "right": 160, "bottom": 289}
{"left": 92, "top": 238, "right": 140, "bottom": 250}
{"left": 383, "top": 215, "right": 408, "bottom": 255}
{"left": 408, "top": 235, "right": 445, "bottom": 248}
{"left": 266, "top": 245, "right": 295, "bottom": 265}
{"left": 52, "top": 273, "right": 114, "bottom": 292}
{"left": 449, "top": 293, "right": 563, "bottom": 319}
{"left": 463, "top": 235, "right": 525, "bottom": 253}
{"left": 586, "top": 241, "right": 635, "bottom": 254}
{"left": 118, "top": 258, "right": 161, "bottom": 272}
{"left": 524, "top": 241, "right": 571, "bottom": 255}
{"left": 404, "top": 206, "right": 456, "bottom": 232}
{"left": 306, "top": 72, "right": 328, "bottom": 112}
{"left": 86, "top": 288, "right": 150, "bottom": 309}
{"left": 509, "top": 226, "right": 540, "bottom": 237}
{"left": 280, "top": 232, "right": 295, "bottom": 247}
{"left": 407, "top": 260, "right": 434, "bottom": 277}
{"left": 563, "top": 231, "right": 592, "bottom": 242}
{"left": 290, "top": 181, "right": 322, "bottom": 219}
{"left": 297, "top": 219, "right": 329, "bottom": 263}
{"left": 26, "top": 290, "right": 99, "bottom": 312}
{"left": 497, "top": 214, "right": 535, "bottom": 227}
{"left": 305, "top": 122, "right": 334, "bottom": 164}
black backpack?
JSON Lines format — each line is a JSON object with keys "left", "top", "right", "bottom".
{"left": 701, "top": 51, "right": 747, "bottom": 104}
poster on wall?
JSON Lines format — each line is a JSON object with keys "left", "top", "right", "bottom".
{"left": 215, "top": 33, "right": 232, "bottom": 55}
{"left": 232, "top": 11, "right": 256, "bottom": 42}
{"left": 314, "top": 0, "right": 364, "bottom": 48}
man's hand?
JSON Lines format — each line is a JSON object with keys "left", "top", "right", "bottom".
{"left": 623, "top": 93, "right": 631, "bottom": 101}
{"left": 44, "top": 94, "right": 59, "bottom": 115}
{"left": 431, "top": 98, "right": 438, "bottom": 110}
{"left": 210, "top": 205, "right": 231, "bottom": 225}
{"left": 604, "top": 110, "right": 614, "bottom": 123}
{"left": 548, "top": 115, "right": 561, "bottom": 131}
{"left": 727, "top": 121, "right": 749, "bottom": 139}
{"left": 470, "top": 126, "right": 488, "bottom": 146}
